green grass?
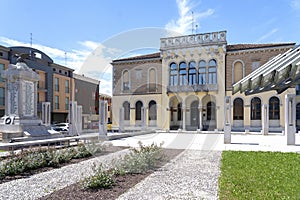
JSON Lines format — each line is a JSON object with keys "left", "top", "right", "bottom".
{"left": 219, "top": 151, "right": 300, "bottom": 200}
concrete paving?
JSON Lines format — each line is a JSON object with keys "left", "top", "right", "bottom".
{"left": 108, "top": 131, "right": 300, "bottom": 153}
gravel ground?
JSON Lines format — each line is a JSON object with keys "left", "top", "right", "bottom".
{"left": 0, "top": 149, "right": 130, "bottom": 200}
{"left": 117, "top": 150, "right": 222, "bottom": 200}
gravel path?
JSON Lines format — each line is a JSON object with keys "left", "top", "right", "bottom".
{"left": 0, "top": 149, "right": 130, "bottom": 200}
{"left": 117, "top": 150, "right": 222, "bottom": 200}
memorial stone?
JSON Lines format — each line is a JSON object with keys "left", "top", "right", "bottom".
{"left": 0, "top": 55, "right": 50, "bottom": 142}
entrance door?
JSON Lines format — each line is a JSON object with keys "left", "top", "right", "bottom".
{"left": 206, "top": 101, "right": 216, "bottom": 130}
{"left": 190, "top": 101, "right": 199, "bottom": 129}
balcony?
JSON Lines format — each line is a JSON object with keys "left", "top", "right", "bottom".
{"left": 167, "top": 84, "right": 218, "bottom": 93}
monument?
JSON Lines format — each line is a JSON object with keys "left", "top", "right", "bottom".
{"left": 0, "top": 54, "right": 52, "bottom": 142}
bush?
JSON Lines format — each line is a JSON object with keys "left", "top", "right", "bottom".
{"left": 0, "top": 143, "right": 106, "bottom": 179}
{"left": 115, "top": 141, "right": 164, "bottom": 174}
{"left": 82, "top": 164, "right": 114, "bottom": 189}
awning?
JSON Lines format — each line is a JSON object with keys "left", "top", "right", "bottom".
{"left": 232, "top": 45, "right": 300, "bottom": 95}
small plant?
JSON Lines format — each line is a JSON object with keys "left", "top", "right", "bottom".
{"left": 114, "top": 141, "right": 164, "bottom": 174}
{"left": 82, "top": 164, "right": 114, "bottom": 189}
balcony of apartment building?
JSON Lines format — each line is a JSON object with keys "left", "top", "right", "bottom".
{"left": 167, "top": 60, "right": 218, "bottom": 93}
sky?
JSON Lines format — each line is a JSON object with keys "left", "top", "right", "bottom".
{"left": 0, "top": 0, "right": 299, "bottom": 95}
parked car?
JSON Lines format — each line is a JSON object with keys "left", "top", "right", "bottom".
{"left": 54, "top": 123, "right": 69, "bottom": 131}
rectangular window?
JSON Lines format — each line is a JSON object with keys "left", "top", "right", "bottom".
{"left": 54, "top": 77, "right": 59, "bottom": 92}
{"left": 123, "top": 82, "right": 130, "bottom": 90}
{"left": 0, "top": 88, "right": 4, "bottom": 106}
{"left": 65, "top": 97, "right": 69, "bottom": 110}
{"left": 0, "top": 64, "right": 5, "bottom": 82}
{"left": 55, "top": 96, "right": 59, "bottom": 109}
{"left": 208, "top": 67, "right": 217, "bottom": 84}
{"left": 65, "top": 80, "right": 69, "bottom": 93}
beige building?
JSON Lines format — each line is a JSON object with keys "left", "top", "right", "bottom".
{"left": 0, "top": 46, "right": 10, "bottom": 117}
{"left": 112, "top": 31, "right": 297, "bottom": 132}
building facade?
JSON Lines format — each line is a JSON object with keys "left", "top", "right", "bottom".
{"left": 0, "top": 45, "right": 10, "bottom": 117}
{"left": 73, "top": 73, "right": 100, "bottom": 129}
{"left": 8, "top": 47, "right": 75, "bottom": 123}
{"left": 111, "top": 31, "right": 297, "bottom": 132}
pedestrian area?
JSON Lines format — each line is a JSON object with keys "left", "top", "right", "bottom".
{"left": 109, "top": 132, "right": 300, "bottom": 153}
{"left": 1, "top": 132, "right": 300, "bottom": 200}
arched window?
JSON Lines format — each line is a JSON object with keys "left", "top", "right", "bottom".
{"left": 233, "top": 98, "right": 244, "bottom": 120}
{"left": 188, "top": 61, "right": 197, "bottom": 85}
{"left": 149, "top": 100, "right": 157, "bottom": 120}
{"left": 123, "top": 101, "right": 130, "bottom": 120}
{"left": 177, "top": 103, "right": 182, "bottom": 121}
{"left": 233, "top": 61, "right": 243, "bottom": 83}
{"left": 269, "top": 97, "right": 280, "bottom": 120}
{"left": 169, "top": 63, "right": 177, "bottom": 86}
{"left": 208, "top": 59, "right": 217, "bottom": 84}
{"left": 198, "top": 60, "right": 206, "bottom": 85}
{"left": 207, "top": 101, "right": 216, "bottom": 120}
{"left": 251, "top": 97, "right": 261, "bottom": 120}
{"left": 149, "top": 68, "right": 156, "bottom": 92}
{"left": 122, "top": 70, "right": 130, "bottom": 90}
{"left": 179, "top": 62, "right": 187, "bottom": 86}
{"left": 135, "top": 101, "right": 143, "bottom": 120}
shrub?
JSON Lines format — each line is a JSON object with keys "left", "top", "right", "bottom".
{"left": 0, "top": 143, "right": 106, "bottom": 179}
{"left": 82, "top": 164, "right": 114, "bottom": 189}
{"left": 115, "top": 141, "right": 164, "bottom": 174}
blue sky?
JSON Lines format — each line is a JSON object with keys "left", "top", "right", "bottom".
{"left": 0, "top": 0, "right": 299, "bottom": 94}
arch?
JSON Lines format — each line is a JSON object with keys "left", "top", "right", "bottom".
{"left": 269, "top": 96, "right": 280, "bottom": 120}
{"left": 198, "top": 60, "right": 206, "bottom": 85}
{"left": 135, "top": 101, "right": 143, "bottom": 120}
{"left": 148, "top": 67, "right": 157, "bottom": 92}
{"left": 232, "top": 60, "right": 244, "bottom": 84}
{"left": 122, "top": 69, "right": 130, "bottom": 91}
{"left": 148, "top": 100, "right": 157, "bottom": 120}
{"left": 233, "top": 98, "right": 244, "bottom": 120}
{"left": 122, "top": 101, "right": 130, "bottom": 120}
{"left": 179, "top": 62, "right": 187, "bottom": 86}
{"left": 188, "top": 61, "right": 197, "bottom": 85}
{"left": 184, "top": 94, "right": 199, "bottom": 106}
{"left": 208, "top": 59, "right": 217, "bottom": 84}
{"left": 251, "top": 97, "right": 261, "bottom": 120}
{"left": 169, "top": 62, "right": 177, "bottom": 86}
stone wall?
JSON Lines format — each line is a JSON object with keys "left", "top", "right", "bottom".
{"left": 226, "top": 45, "right": 295, "bottom": 91}
{"left": 113, "top": 58, "right": 162, "bottom": 96}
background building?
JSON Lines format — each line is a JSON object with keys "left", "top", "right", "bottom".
{"left": 226, "top": 43, "right": 295, "bottom": 132}
{"left": 112, "top": 31, "right": 297, "bottom": 132}
{"left": 0, "top": 45, "right": 10, "bottom": 117}
{"left": 73, "top": 73, "right": 100, "bottom": 129}
{"left": 112, "top": 52, "right": 162, "bottom": 128}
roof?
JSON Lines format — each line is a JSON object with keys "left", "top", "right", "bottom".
{"left": 112, "top": 52, "right": 161, "bottom": 63}
{"left": 227, "top": 43, "right": 295, "bottom": 51}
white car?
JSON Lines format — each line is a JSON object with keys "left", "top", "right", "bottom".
{"left": 54, "top": 123, "right": 69, "bottom": 131}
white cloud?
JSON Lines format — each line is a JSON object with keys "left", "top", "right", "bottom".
{"left": 256, "top": 28, "right": 279, "bottom": 43}
{"left": 165, "top": 0, "right": 214, "bottom": 35}
{"left": 291, "top": 0, "right": 300, "bottom": 9}
{"left": 0, "top": 36, "right": 99, "bottom": 73}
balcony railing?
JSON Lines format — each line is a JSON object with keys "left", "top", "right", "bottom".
{"left": 167, "top": 84, "right": 218, "bottom": 93}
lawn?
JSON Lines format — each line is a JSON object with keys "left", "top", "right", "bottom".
{"left": 219, "top": 151, "right": 300, "bottom": 200}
